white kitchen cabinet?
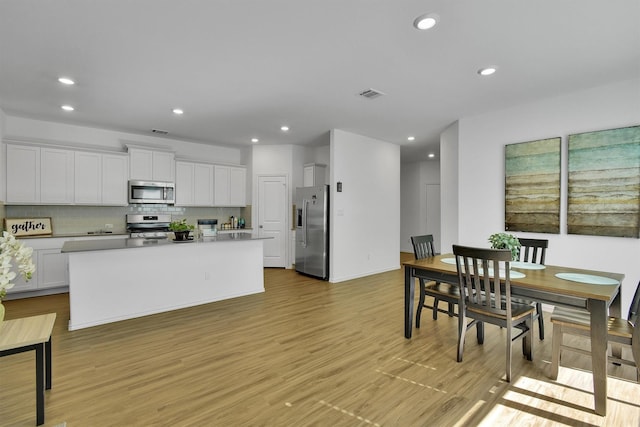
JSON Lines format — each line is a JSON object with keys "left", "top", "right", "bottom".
{"left": 6, "top": 144, "right": 40, "bottom": 203}
{"left": 176, "top": 161, "right": 214, "bottom": 206}
{"left": 303, "top": 163, "right": 326, "bottom": 187}
{"left": 74, "top": 151, "right": 128, "bottom": 205}
{"left": 74, "top": 151, "right": 102, "bottom": 204}
{"left": 6, "top": 235, "right": 122, "bottom": 297}
{"left": 38, "top": 249, "right": 68, "bottom": 289}
{"left": 128, "top": 147, "right": 175, "bottom": 181}
{"left": 175, "top": 161, "right": 195, "bottom": 205}
{"left": 40, "top": 148, "right": 75, "bottom": 203}
{"left": 7, "top": 250, "right": 39, "bottom": 293}
{"left": 229, "top": 166, "right": 246, "bottom": 206}
{"left": 194, "top": 163, "right": 214, "bottom": 205}
{"left": 101, "top": 153, "right": 129, "bottom": 205}
{"left": 6, "top": 246, "right": 67, "bottom": 293}
{"left": 6, "top": 144, "right": 75, "bottom": 205}
{"left": 214, "top": 165, "right": 246, "bottom": 206}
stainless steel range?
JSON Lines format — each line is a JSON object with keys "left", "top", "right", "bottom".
{"left": 126, "top": 214, "right": 172, "bottom": 238}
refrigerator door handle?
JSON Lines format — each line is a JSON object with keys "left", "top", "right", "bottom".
{"left": 301, "top": 199, "right": 308, "bottom": 248}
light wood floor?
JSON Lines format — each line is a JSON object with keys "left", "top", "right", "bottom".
{"left": 2, "top": 254, "right": 639, "bottom": 426}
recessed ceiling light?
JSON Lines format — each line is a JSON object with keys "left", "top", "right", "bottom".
{"left": 280, "top": 126, "right": 290, "bottom": 132}
{"left": 428, "top": 153, "right": 435, "bottom": 158}
{"left": 251, "top": 138, "right": 259, "bottom": 143}
{"left": 407, "top": 136, "right": 416, "bottom": 141}
{"left": 61, "top": 105, "right": 74, "bottom": 111}
{"left": 477, "top": 67, "right": 497, "bottom": 76}
{"left": 58, "top": 77, "right": 75, "bottom": 85}
{"left": 172, "top": 108, "right": 184, "bottom": 115}
{"left": 413, "top": 13, "right": 439, "bottom": 30}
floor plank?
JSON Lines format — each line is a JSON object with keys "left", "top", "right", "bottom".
{"left": 1, "top": 256, "right": 639, "bottom": 426}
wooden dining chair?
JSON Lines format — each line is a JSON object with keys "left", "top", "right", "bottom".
{"left": 453, "top": 245, "right": 534, "bottom": 382}
{"left": 516, "top": 238, "right": 549, "bottom": 340}
{"left": 550, "top": 280, "right": 640, "bottom": 381}
{"left": 411, "top": 235, "right": 459, "bottom": 328}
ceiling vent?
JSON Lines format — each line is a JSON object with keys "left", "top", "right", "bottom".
{"left": 358, "top": 88, "right": 385, "bottom": 99}
{"left": 151, "top": 129, "right": 169, "bottom": 135}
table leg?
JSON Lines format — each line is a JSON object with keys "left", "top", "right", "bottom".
{"left": 590, "top": 299, "right": 608, "bottom": 416}
{"left": 35, "top": 343, "right": 45, "bottom": 425}
{"left": 609, "top": 290, "right": 622, "bottom": 361}
{"left": 405, "top": 266, "right": 414, "bottom": 338}
{"left": 45, "top": 336, "right": 52, "bottom": 390}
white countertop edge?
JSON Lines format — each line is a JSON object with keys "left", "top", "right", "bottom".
{"left": 62, "top": 234, "right": 271, "bottom": 253}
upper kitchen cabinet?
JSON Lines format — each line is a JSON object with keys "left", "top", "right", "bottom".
{"left": 6, "top": 144, "right": 40, "bottom": 203}
{"left": 128, "top": 146, "right": 175, "bottom": 182}
{"left": 6, "top": 142, "right": 128, "bottom": 206}
{"left": 101, "top": 153, "right": 129, "bottom": 205}
{"left": 75, "top": 151, "right": 129, "bottom": 205}
{"left": 303, "top": 163, "right": 326, "bottom": 187}
{"left": 6, "top": 144, "right": 74, "bottom": 204}
{"left": 40, "top": 148, "right": 75, "bottom": 204}
{"left": 175, "top": 161, "right": 214, "bottom": 206}
{"left": 213, "top": 165, "right": 246, "bottom": 206}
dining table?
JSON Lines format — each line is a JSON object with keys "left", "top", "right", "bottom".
{"left": 403, "top": 253, "right": 625, "bottom": 416}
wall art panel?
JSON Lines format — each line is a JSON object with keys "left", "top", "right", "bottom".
{"left": 505, "top": 137, "right": 561, "bottom": 233}
{"left": 567, "top": 125, "right": 640, "bottom": 238}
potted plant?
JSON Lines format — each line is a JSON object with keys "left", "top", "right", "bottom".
{"left": 169, "top": 219, "right": 195, "bottom": 241}
{"left": 488, "top": 232, "right": 521, "bottom": 261}
{"left": 0, "top": 231, "right": 36, "bottom": 323}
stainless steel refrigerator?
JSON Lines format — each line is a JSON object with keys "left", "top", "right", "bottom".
{"left": 295, "top": 185, "right": 329, "bottom": 280}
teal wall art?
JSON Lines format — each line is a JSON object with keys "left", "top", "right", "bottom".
{"left": 567, "top": 125, "right": 640, "bottom": 238}
{"left": 505, "top": 137, "right": 561, "bottom": 233}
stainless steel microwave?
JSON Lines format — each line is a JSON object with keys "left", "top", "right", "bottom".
{"left": 128, "top": 180, "right": 175, "bottom": 204}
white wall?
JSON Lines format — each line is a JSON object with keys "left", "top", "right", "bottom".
{"left": 330, "top": 129, "right": 400, "bottom": 282}
{"left": 440, "top": 121, "right": 459, "bottom": 256}
{"left": 4, "top": 115, "right": 244, "bottom": 165}
{"left": 442, "top": 78, "right": 640, "bottom": 314}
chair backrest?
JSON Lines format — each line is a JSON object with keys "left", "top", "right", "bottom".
{"left": 453, "top": 244, "right": 513, "bottom": 318}
{"left": 628, "top": 280, "right": 640, "bottom": 326}
{"left": 411, "top": 235, "right": 436, "bottom": 260}
{"left": 517, "top": 238, "right": 548, "bottom": 264}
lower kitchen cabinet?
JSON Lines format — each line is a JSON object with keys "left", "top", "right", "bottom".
{"left": 7, "top": 246, "right": 68, "bottom": 294}
{"left": 6, "top": 235, "right": 122, "bottom": 297}
{"left": 8, "top": 250, "right": 40, "bottom": 292}
{"left": 38, "top": 249, "right": 69, "bottom": 289}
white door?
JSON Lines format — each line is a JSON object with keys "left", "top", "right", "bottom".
{"left": 426, "top": 184, "right": 441, "bottom": 253}
{"left": 257, "top": 175, "right": 287, "bottom": 268}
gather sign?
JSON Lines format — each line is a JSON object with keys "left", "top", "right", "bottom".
{"left": 4, "top": 218, "right": 53, "bottom": 237}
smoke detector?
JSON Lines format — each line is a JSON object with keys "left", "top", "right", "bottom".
{"left": 358, "top": 88, "right": 385, "bottom": 99}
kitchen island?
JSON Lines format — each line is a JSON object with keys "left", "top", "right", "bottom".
{"left": 62, "top": 234, "right": 269, "bottom": 330}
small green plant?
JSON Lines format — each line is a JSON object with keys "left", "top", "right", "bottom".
{"left": 169, "top": 219, "right": 195, "bottom": 232}
{"left": 488, "top": 232, "right": 521, "bottom": 261}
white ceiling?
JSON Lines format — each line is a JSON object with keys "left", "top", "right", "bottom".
{"left": 1, "top": 1, "right": 638, "bottom": 162}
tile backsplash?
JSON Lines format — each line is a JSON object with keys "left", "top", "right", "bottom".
{"left": 4, "top": 205, "right": 251, "bottom": 234}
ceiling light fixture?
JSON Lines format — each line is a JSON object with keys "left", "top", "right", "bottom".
{"left": 428, "top": 153, "right": 435, "bottom": 158}
{"left": 61, "top": 105, "right": 74, "bottom": 111}
{"left": 407, "top": 136, "right": 415, "bottom": 141}
{"left": 477, "top": 67, "right": 497, "bottom": 76}
{"left": 280, "top": 126, "right": 290, "bottom": 132}
{"left": 413, "top": 13, "right": 439, "bottom": 30}
{"left": 251, "top": 138, "right": 259, "bottom": 143}
{"left": 58, "top": 77, "right": 75, "bottom": 85}
{"left": 172, "top": 108, "right": 184, "bottom": 115}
